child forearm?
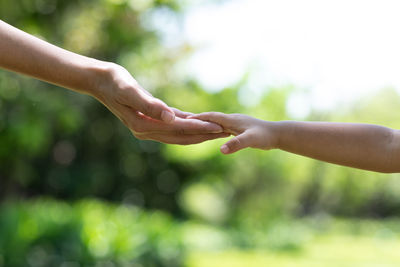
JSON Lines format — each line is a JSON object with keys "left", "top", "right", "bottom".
{"left": 276, "top": 121, "right": 400, "bottom": 173}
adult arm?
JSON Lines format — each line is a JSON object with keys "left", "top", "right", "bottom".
{"left": 0, "top": 20, "right": 225, "bottom": 144}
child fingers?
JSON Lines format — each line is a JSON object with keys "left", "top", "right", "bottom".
{"left": 171, "top": 108, "right": 194, "bottom": 118}
{"left": 220, "top": 133, "right": 249, "bottom": 154}
{"left": 189, "top": 112, "right": 230, "bottom": 125}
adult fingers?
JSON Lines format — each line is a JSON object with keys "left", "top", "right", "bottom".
{"left": 134, "top": 112, "right": 223, "bottom": 134}
{"left": 121, "top": 88, "right": 175, "bottom": 123}
{"left": 220, "top": 133, "right": 251, "bottom": 154}
{"left": 171, "top": 108, "right": 194, "bottom": 119}
{"left": 137, "top": 132, "right": 230, "bottom": 145}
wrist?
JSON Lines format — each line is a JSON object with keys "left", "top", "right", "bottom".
{"left": 263, "top": 120, "right": 284, "bottom": 150}
{"left": 272, "top": 121, "right": 294, "bottom": 150}
{"left": 83, "top": 60, "right": 115, "bottom": 100}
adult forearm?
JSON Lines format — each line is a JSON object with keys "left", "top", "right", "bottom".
{"left": 0, "top": 20, "right": 106, "bottom": 95}
{"left": 276, "top": 121, "right": 400, "bottom": 173}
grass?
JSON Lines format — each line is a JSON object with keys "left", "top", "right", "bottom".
{"left": 186, "top": 219, "right": 400, "bottom": 267}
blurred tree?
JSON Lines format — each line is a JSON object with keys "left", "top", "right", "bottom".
{"left": 0, "top": 0, "right": 192, "bottom": 215}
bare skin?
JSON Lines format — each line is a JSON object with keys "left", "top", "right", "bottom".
{"left": 0, "top": 20, "right": 227, "bottom": 145}
{"left": 191, "top": 112, "right": 400, "bottom": 173}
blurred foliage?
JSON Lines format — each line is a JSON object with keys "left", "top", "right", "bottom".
{"left": 1, "top": 0, "right": 400, "bottom": 266}
{"left": 0, "top": 0, "right": 193, "bottom": 214}
{"left": 186, "top": 217, "right": 400, "bottom": 267}
{"left": 0, "top": 198, "right": 183, "bottom": 267}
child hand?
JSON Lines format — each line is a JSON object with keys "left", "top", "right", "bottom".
{"left": 190, "top": 112, "right": 280, "bottom": 154}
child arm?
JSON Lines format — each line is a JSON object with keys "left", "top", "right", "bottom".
{"left": 277, "top": 121, "right": 400, "bottom": 173}
{"left": 191, "top": 112, "right": 400, "bottom": 173}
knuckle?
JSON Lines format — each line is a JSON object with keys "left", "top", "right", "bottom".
{"left": 244, "top": 131, "right": 254, "bottom": 139}
{"left": 115, "top": 86, "right": 132, "bottom": 104}
{"left": 175, "top": 128, "right": 186, "bottom": 135}
{"left": 141, "top": 100, "right": 153, "bottom": 115}
{"left": 228, "top": 137, "right": 241, "bottom": 149}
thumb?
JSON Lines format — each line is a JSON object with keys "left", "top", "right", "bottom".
{"left": 136, "top": 93, "right": 175, "bottom": 123}
{"left": 220, "top": 133, "right": 250, "bottom": 154}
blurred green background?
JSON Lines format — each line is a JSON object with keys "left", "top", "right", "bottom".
{"left": 1, "top": 0, "right": 400, "bottom": 266}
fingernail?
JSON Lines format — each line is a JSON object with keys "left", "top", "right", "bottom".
{"left": 220, "top": 145, "right": 229, "bottom": 154}
{"left": 209, "top": 124, "right": 223, "bottom": 133}
{"left": 161, "top": 110, "right": 175, "bottom": 123}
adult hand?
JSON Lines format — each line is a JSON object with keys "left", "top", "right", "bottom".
{"left": 92, "top": 64, "right": 228, "bottom": 144}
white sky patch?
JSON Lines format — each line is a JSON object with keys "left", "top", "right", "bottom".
{"left": 176, "top": 0, "right": 400, "bottom": 116}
